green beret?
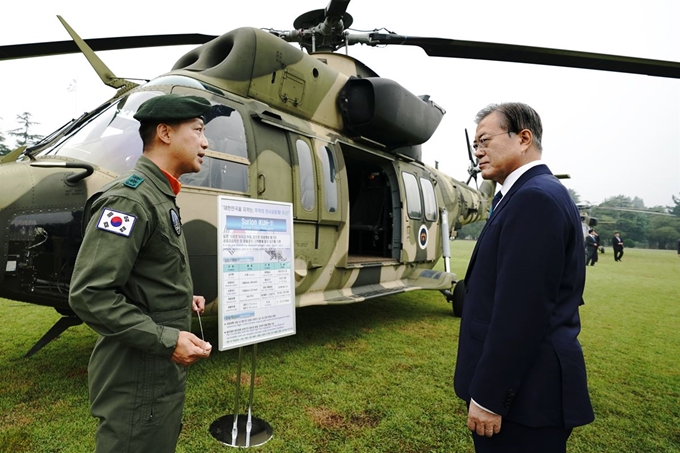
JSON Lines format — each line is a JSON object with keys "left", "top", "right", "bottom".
{"left": 133, "top": 94, "right": 211, "bottom": 123}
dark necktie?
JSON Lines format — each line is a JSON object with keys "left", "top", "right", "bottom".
{"left": 489, "top": 192, "right": 503, "bottom": 217}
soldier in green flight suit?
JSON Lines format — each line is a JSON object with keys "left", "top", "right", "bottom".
{"left": 69, "top": 94, "right": 214, "bottom": 453}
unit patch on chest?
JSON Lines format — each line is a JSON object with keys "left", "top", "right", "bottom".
{"left": 97, "top": 208, "right": 137, "bottom": 237}
{"left": 169, "top": 209, "right": 182, "bottom": 236}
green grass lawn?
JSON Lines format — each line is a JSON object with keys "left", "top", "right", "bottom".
{"left": 1, "top": 242, "right": 679, "bottom": 452}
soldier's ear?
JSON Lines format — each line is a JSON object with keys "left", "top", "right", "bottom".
{"left": 157, "top": 123, "right": 173, "bottom": 145}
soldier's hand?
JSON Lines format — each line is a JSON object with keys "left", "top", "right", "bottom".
{"left": 192, "top": 295, "right": 206, "bottom": 314}
{"left": 171, "top": 331, "right": 212, "bottom": 366}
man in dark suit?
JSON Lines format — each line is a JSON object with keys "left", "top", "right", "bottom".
{"left": 612, "top": 231, "right": 624, "bottom": 261}
{"left": 453, "top": 103, "right": 594, "bottom": 452}
{"left": 585, "top": 229, "right": 599, "bottom": 266}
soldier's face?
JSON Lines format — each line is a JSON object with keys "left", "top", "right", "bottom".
{"left": 169, "top": 118, "right": 208, "bottom": 175}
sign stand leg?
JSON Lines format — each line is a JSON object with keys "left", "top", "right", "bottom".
{"left": 209, "top": 344, "right": 273, "bottom": 448}
{"left": 231, "top": 347, "right": 243, "bottom": 447}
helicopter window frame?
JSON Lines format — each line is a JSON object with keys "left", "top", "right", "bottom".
{"left": 420, "top": 177, "right": 438, "bottom": 222}
{"left": 401, "top": 171, "right": 422, "bottom": 220}
{"left": 182, "top": 105, "right": 251, "bottom": 192}
{"left": 178, "top": 150, "right": 249, "bottom": 193}
{"left": 170, "top": 88, "right": 250, "bottom": 193}
{"left": 295, "top": 139, "right": 316, "bottom": 212}
{"left": 319, "top": 145, "right": 338, "bottom": 214}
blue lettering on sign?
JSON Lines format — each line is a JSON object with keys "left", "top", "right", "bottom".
{"left": 226, "top": 216, "right": 287, "bottom": 231}
{"left": 224, "top": 311, "right": 255, "bottom": 320}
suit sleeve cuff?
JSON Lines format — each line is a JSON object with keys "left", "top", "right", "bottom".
{"left": 471, "top": 398, "right": 499, "bottom": 416}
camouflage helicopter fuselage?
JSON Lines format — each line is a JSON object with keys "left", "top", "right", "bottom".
{"left": 0, "top": 27, "right": 493, "bottom": 318}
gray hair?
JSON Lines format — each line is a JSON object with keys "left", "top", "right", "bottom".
{"left": 475, "top": 102, "right": 543, "bottom": 151}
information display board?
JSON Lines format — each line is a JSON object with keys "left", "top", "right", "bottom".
{"left": 217, "top": 196, "right": 296, "bottom": 351}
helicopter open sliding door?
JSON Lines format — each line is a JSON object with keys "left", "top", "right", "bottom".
{"left": 341, "top": 144, "right": 401, "bottom": 263}
{"left": 398, "top": 163, "right": 440, "bottom": 264}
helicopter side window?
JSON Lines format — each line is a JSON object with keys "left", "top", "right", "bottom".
{"left": 179, "top": 155, "right": 248, "bottom": 192}
{"left": 179, "top": 104, "right": 248, "bottom": 192}
{"left": 420, "top": 178, "right": 438, "bottom": 221}
{"left": 203, "top": 106, "right": 247, "bottom": 159}
{"left": 320, "top": 146, "right": 338, "bottom": 213}
{"left": 402, "top": 172, "right": 422, "bottom": 219}
{"left": 296, "top": 140, "right": 316, "bottom": 211}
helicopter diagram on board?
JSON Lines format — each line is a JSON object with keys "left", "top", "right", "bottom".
{"left": 1, "top": 0, "right": 679, "bottom": 357}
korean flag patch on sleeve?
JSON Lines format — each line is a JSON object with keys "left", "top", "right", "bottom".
{"left": 97, "top": 208, "right": 137, "bottom": 237}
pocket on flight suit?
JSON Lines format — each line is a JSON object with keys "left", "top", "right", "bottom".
{"left": 129, "top": 349, "right": 186, "bottom": 452}
{"left": 135, "top": 349, "right": 186, "bottom": 428}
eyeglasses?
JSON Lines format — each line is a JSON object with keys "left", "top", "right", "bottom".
{"left": 473, "top": 131, "right": 512, "bottom": 151}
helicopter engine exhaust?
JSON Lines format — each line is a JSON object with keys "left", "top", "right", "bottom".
{"left": 338, "top": 77, "right": 445, "bottom": 150}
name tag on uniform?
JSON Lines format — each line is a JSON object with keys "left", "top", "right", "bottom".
{"left": 97, "top": 208, "right": 137, "bottom": 237}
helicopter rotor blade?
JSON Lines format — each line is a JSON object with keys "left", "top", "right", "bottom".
{"left": 325, "top": 0, "right": 352, "bottom": 18}
{"left": 353, "top": 33, "right": 680, "bottom": 79}
{"left": 464, "top": 129, "right": 480, "bottom": 188}
{"left": 465, "top": 128, "right": 475, "bottom": 163}
{"left": 0, "top": 33, "right": 217, "bottom": 62}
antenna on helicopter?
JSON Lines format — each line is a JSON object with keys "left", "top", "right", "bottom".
{"left": 465, "top": 129, "right": 480, "bottom": 188}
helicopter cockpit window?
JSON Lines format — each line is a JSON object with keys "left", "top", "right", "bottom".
{"left": 402, "top": 172, "right": 422, "bottom": 219}
{"left": 37, "top": 91, "right": 160, "bottom": 174}
{"left": 420, "top": 178, "right": 438, "bottom": 221}
{"left": 296, "top": 140, "right": 315, "bottom": 211}
{"left": 39, "top": 90, "right": 249, "bottom": 192}
{"left": 179, "top": 104, "right": 248, "bottom": 192}
{"left": 320, "top": 146, "right": 338, "bottom": 213}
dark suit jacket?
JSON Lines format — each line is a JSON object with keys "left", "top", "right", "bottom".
{"left": 454, "top": 164, "right": 594, "bottom": 428}
{"left": 585, "top": 234, "right": 598, "bottom": 250}
{"left": 612, "top": 236, "right": 624, "bottom": 250}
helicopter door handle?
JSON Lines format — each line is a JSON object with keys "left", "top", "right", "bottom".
{"left": 257, "top": 173, "right": 266, "bottom": 194}
{"left": 30, "top": 161, "right": 94, "bottom": 185}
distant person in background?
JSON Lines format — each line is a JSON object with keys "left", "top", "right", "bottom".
{"left": 612, "top": 231, "right": 624, "bottom": 261}
{"left": 585, "top": 229, "right": 599, "bottom": 266}
{"left": 592, "top": 230, "right": 601, "bottom": 264}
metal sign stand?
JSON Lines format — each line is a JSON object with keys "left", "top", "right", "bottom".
{"left": 209, "top": 344, "right": 273, "bottom": 448}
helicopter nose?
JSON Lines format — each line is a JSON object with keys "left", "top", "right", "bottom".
{"left": 0, "top": 160, "right": 95, "bottom": 291}
{"left": 0, "top": 162, "right": 34, "bottom": 287}
{"left": 0, "top": 160, "right": 33, "bottom": 211}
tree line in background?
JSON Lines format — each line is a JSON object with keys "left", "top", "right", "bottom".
{"left": 459, "top": 189, "right": 680, "bottom": 250}
{"left": 2, "top": 112, "right": 679, "bottom": 250}
{"left": 0, "top": 112, "right": 43, "bottom": 156}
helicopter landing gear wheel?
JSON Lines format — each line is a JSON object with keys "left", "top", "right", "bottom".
{"left": 451, "top": 279, "right": 465, "bottom": 318}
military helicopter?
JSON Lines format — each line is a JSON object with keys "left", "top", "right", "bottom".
{"left": 1, "top": 1, "right": 679, "bottom": 357}
{"left": 577, "top": 203, "right": 674, "bottom": 237}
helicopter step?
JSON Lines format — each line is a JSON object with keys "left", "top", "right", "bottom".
{"left": 24, "top": 310, "right": 83, "bottom": 358}
{"left": 297, "top": 267, "right": 455, "bottom": 306}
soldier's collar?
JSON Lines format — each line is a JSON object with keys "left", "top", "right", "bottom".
{"left": 160, "top": 168, "right": 182, "bottom": 195}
